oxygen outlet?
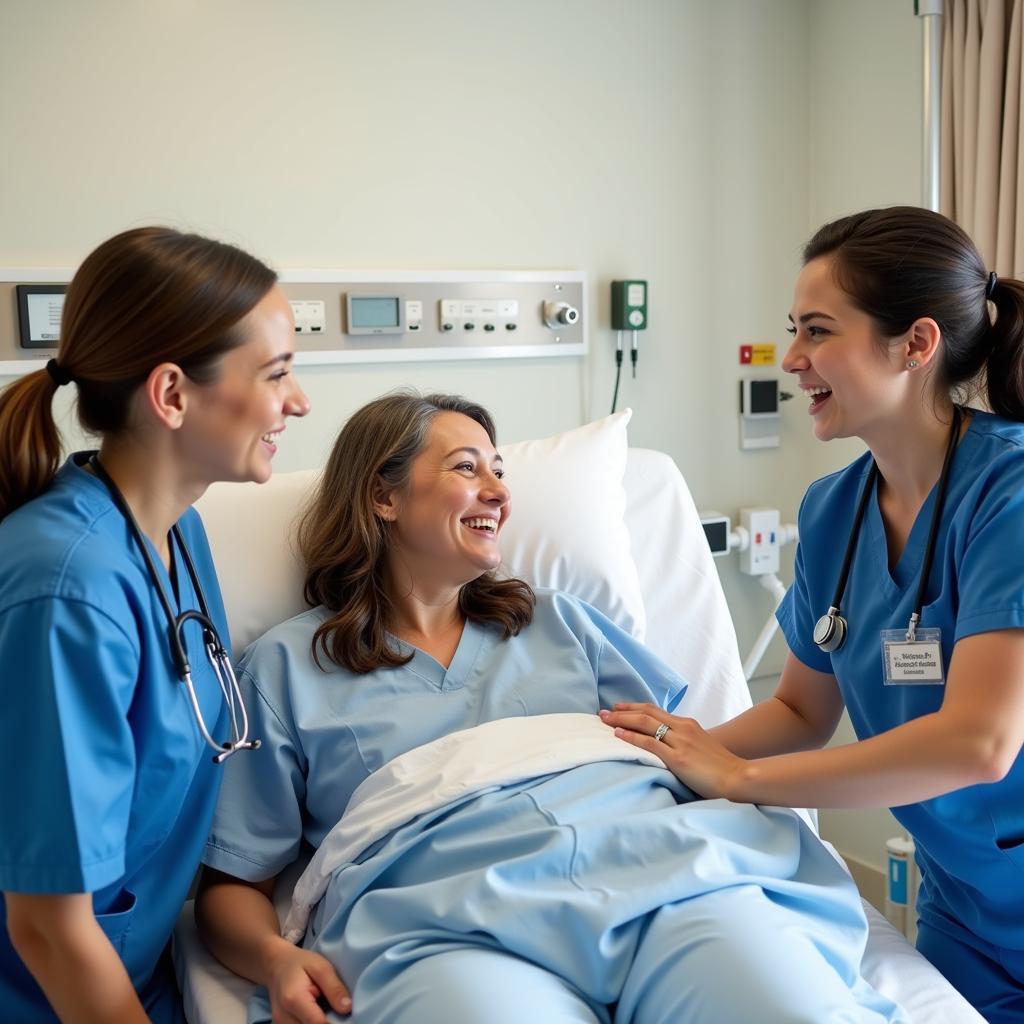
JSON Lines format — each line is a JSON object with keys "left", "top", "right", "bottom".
{"left": 543, "top": 300, "right": 580, "bottom": 328}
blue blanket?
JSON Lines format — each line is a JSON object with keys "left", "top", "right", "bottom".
{"left": 250, "top": 760, "right": 906, "bottom": 1023}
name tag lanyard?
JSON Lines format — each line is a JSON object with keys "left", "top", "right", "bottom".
{"left": 812, "top": 406, "right": 962, "bottom": 662}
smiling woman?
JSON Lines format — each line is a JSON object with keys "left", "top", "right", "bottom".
{"left": 296, "top": 391, "right": 534, "bottom": 674}
{"left": 604, "top": 206, "right": 1024, "bottom": 1022}
{"left": 194, "top": 390, "right": 908, "bottom": 1024}
{"left": 175, "top": 287, "right": 306, "bottom": 487}
{"left": 0, "top": 227, "right": 310, "bottom": 1023}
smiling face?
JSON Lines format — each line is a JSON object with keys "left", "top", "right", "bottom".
{"left": 379, "top": 411, "right": 511, "bottom": 594}
{"left": 179, "top": 285, "right": 310, "bottom": 485}
{"left": 783, "top": 255, "right": 909, "bottom": 443}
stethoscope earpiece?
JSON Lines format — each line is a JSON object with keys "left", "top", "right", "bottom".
{"left": 813, "top": 609, "right": 847, "bottom": 653}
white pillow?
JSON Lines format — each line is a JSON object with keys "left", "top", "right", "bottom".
{"left": 499, "top": 410, "right": 645, "bottom": 638}
{"left": 196, "top": 410, "right": 645, "bottom": 658}
{"left": 196, "top": 470, "right": 317, "bottom": 659}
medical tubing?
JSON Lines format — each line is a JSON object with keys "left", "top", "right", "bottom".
{"left": 742, "top": 574, "right": 788, "bottom": 681}
{"left": 610, "top": 348, "right": 623, "bottom": 414}
{"left": 908, "top": 406, "right": 962, "bottom": 637}
{"left": 828, "top": 462, "right": 879, "bottom": 611}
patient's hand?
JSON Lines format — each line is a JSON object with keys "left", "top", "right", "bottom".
{"left": 265, "top": 942, "right": 352, "bottom": 1023}
{"left": 599, "top": 704, "right": 746, "bottom": 801}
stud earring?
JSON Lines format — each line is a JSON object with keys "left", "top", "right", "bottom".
{"left": 907, "top": 359, "right": 919, "bottom": 369}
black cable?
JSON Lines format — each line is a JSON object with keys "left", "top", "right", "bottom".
{"left": 631, "top": 347, "right": 638, "bottom": 379}
{"left": 610, "top": 349, "right": 623, "bottom": 414}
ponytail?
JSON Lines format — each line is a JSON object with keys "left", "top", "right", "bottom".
{"left": 0, "top": 226, "right": 276, "bottom": 523}
{"left": 0, "top": 369, "right": 63, "bottom": 520}
{"left": 984, "top": 277, "right": 1024, "bottom": 421}
{"left": 804, "top": 207, "right": 1024, "bottom": 421}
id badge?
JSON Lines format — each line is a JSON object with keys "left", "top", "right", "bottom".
{"left": 881, "top": 628, "right": 945, "bottom": 685}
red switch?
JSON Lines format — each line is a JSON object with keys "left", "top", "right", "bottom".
{"left": 739, "top": 345, "right": 753, "bottom": 364}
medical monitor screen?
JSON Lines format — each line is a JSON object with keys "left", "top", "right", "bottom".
{"left": 16, "top": 285, "right": 67, "bottom": 349}
{"left": 349, "top": 296, "right": 401, "bottom": 331}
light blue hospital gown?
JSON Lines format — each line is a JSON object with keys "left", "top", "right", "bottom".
{"left": 206, "top": 589, "right": 905, "bottom": 1023}
{"left": 778, "top": 409, "right": 1024, "bottom": 1020}
{"left": 0, "top": 454, "right": 229, "bottom": 1024}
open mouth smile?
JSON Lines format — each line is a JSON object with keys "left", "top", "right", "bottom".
{"left": 462, "top": 516, "right": 499, "bottom": 535}
{"left": 801, "top": 385, "right": 832, "bottom": 413}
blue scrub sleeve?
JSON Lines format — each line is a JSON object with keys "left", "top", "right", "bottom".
{"left": 562, "top": 595, "right": 688, "bottom": 712}
{"left": 954, "top": 454, "right": 1024, "bottom": 641}
{"left": 204, "top": 659, "right": 308, "bottom": 882}
{"left": 0, "top": 598, "right": 138, "bottom": 893}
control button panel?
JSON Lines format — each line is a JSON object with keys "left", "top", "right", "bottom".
{"left": 406, "top": 299, "right": 423, "bottom": 332}
{"left": 439, "top": 297, "right": 520, "bottom": 335}
{"left": 290, "top": 300, "right": 326, "bottom": 334}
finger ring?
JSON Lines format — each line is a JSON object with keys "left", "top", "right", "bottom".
{"left": 653, "top": 723, "right": 669, "bottom": 742}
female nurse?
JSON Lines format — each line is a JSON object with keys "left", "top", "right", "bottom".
{"left": 603, "top": 206, "right": 1024, "bottom": 1022}
{"left": 0, "top": 227, "right": 310, "bottom": 1023}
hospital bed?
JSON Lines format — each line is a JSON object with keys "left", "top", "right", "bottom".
{"left": 173, "top": 414, "right": 984, "bottom": 1023}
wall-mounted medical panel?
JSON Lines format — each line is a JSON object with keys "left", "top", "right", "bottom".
{"left": 0, "top": 270, "right": 586, "bottom": 375}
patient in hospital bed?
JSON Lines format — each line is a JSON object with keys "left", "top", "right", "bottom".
{"left": 196, "top": 391, "right": 906, "bottom": 1024}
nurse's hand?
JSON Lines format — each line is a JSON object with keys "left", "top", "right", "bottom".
{"left": 599, "top": 703, "right": 748, "bottom": 801}
{"left": 265, "top": 942, "right": 352, "bottom": 1023}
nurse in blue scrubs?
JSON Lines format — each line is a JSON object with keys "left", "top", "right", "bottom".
{"left": 605, "top": 206, "right": 1024, "bottom": 1022}
{"left": 0, "top": 227, "right": 309, "bottom": 1023}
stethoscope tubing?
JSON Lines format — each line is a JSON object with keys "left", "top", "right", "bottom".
{"left": 87, "top": 454, "right": 259, "bottom": 761}
{"left": 814, "top": 406, "right": 963, "bottom": 653}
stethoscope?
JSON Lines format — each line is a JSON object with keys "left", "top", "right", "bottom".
{"left": 88, "top": 454, "right": 260, "bottom": 763}
{"left": 812, "top": 406, "right": 962, "bottom": 654}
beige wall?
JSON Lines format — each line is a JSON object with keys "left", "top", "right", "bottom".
{"left": 805, "top": 0, "right": 924, "bottom": 872}
{"left": 0, "top": 0, "right": 815, "bottom": 675}
{"left": 0, "top": 0, "right": 925, "bottom": 872}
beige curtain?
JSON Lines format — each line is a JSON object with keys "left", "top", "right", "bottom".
{"left": 941, "top": 0, "right": 1024, "bottom": 275}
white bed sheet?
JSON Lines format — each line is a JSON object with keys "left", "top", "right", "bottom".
{"left": 173, "top": 448, "right": 984, "bottom": 1023}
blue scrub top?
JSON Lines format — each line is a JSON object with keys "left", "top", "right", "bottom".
{"left": 205, "top": 589, "right": 688, "bottom": 882}
{"left": 778, "top": 410, "right": 1024, "bottom": 951}
{"left": 0, "top": 453, "right": 229, "bottom": 1022}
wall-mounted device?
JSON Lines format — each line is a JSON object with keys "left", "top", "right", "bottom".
{"left": 610, "top": 280, "right": 648, "bottom": 330}
{"left": 290, "top": 300, "right": 326, "bottom": 334}
{"left": 345, "top": 293, "right": 406, "bottom": 336}
{"left": 0, "top": 271, "right": 586, "bottom": 373}
{"left": 16, "top": 284, "right": 67, "bottom": 349}
{"left": 439, "top": 298, "right": 520, "bottom": 334}
{"left": 739, "top": 506, "right": 781, "bottom": 575}
{"left": 739, "top": 377, "right": 780, "bottom": 450}
{"left": 699, "top": 511, "right": 733, "bottom": 557}
{"left": 542, "top": 300, "right": 579, "bottom": 328}
{"left": 608, "top": 279, "right": 649, "bottom": 412}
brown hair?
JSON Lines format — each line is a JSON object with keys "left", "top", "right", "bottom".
{"left": 298, "top": 390, "right": 535, "bottom": 674}
{"left": 804, "top": 206, "right": 1024, "bottom": 419}
{"left": 0, "top": 227, "right": 277, "bottom": 520}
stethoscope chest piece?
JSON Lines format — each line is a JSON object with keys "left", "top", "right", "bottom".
{"left": 813, "top": 607, "right": 847, "bottom": 653}
{"left": 810, "top": 406, "right": 963, "bottom": 661}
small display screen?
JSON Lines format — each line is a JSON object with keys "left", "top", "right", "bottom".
{"left": 16, "top": 285, "right": 67, "bottom": 349}
{"left": 350, "top": 296, "right": 400, "bottom": 329}
{"left": 749, "top": 380, "right": 777, "bottom": 415}
{"left": 702, "top": 519, "right": 729, "bottom": 555}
